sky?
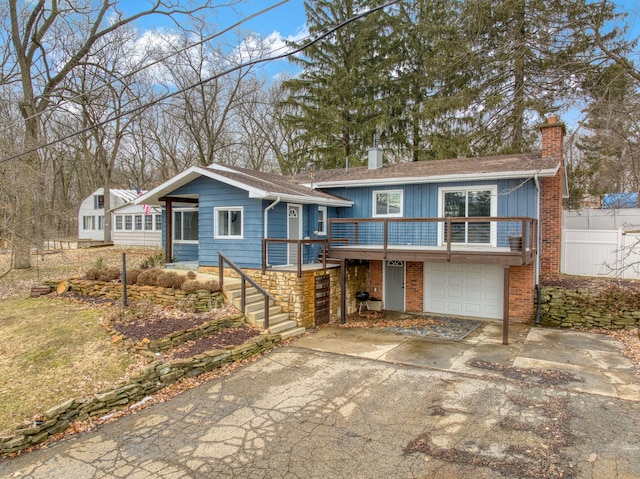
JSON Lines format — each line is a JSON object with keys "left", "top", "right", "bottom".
{"left": 119, "top": 0, "right": 640, "bottom": 127}
{"left": 121, "top": 0, "right": 308, "bottom": 79}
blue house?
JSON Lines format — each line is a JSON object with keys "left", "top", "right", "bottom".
{"left": 137, "top": 116, "right": 567, "bottom": 339}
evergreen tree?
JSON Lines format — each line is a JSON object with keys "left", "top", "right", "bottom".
{"left": 383, "top": 0, "right": 475, "bottom": 162}
{"left": 281, "top": 0, "right": 391, "bottom": 170}
{"left": 575, "top": 63, "right": 640, "bottom": 202}
{"left": 459, "top": 0, "right": 620, "bottom": 154}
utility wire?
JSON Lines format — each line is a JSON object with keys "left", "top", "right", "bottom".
{"left": 2, "top": 0, "right": 401, "bottom": 164}
{"left": 0, "top": 0, "right": 291, "bottom": 137}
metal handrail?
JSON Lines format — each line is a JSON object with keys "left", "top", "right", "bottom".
{"left": 218, "top": 251, "right": 275, "bottom": 329}
{"left": 262, "top": 238, "right": 329, "bottom": 277}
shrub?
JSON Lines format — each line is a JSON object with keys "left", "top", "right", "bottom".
{"left": 85, "top": 268, "right": 102, "bottom": 281}
{"left": 98, "top": 267, "right": 121, "bottom": 282}
{"left": 156, "top": 272, "right": 186, "bottom": 289}
{"left": 85, "top": 267, "right": 120, "bottom": 282}
{"left": 202, "top": 280, "right": 221, "bottom": 293}
{"left": 140, "top": 250, "right": 165, "bottom": 269}
{"left": 125, "top": 269, "right": 142, "bottom": 285}
{"left": 186, "top": 271, "right": 197, "bottom": 280}
{"left": 180, "top": 279, "right": 202, "bottom": 293}
{"left": 136, "top": 268, "right": 162, "bottom": 287}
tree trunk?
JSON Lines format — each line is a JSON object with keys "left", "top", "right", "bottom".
{"left": 13, "top": 107, "right": 39, "bottom": 269}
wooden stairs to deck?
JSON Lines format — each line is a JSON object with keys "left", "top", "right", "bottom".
{"left": 222, "top": 279, "right": 305, "bottom": 340}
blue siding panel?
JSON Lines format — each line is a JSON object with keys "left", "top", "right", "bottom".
{"left": 171, "top": 176, "right": 264, "bottom": 268}
{"left": 325, "top": 178, "right": 538, "bottom": 220}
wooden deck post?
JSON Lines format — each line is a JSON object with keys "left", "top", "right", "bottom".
{"left": 503, "top": 265, "right": 510, "bottom": 345}
{"left": 165, "top": 200, "right": 173, "bottom": 263}
{"left": 340, "top": 259, "right": 347, "bottom": 324}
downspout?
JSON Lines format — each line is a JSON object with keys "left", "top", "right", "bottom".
{"left": 264, "top": 197, "right": 281, "bottom": 238}
{"left": 534, "top": 175, "right": 542, "bottom": 324}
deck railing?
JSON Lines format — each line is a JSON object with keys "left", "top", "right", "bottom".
{"left": 262, "top": 238, "right": 330, "bottom": 277}
{"left": 328, "top": 216, "right": 537, "bottom": 262}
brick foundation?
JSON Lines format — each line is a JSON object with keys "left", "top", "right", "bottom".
{"left": 508, "top": 263, "right": 535, "bottom": 322}
{"left": 369, "top": 260, "right": 383, "bottom": 297}
{"left": 406, "top": 261, "right": 423, "bottom": 312}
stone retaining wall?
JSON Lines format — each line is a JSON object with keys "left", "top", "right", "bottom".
{"left": 105, "top": 313, "right": 246, "bottom": 358}
{"left": 0, "top": 334, "right": 281, "bottom": 458}
{"left": 200, "top": 264, "right": 369, "bottom": 328}
{"left": 540, "top": 286, "right": 640, "bottom": 329}
{"left": 44, "top": 278, "right": 223, "bottom": 312}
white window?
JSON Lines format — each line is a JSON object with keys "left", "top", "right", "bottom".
{"left": 214, "top": 207, "right": 243, "bottom": 239}
{"left": 438, "top": 185, "right": 497, "bottom": 246}
{"left": 144, "top": 215, "right": 153, "bottom": 231}
{"left": 115, "top": 216, "right": 123, "bottom": 230}
{"left": 97, "top": 216, "right": 104, "bottom": 231}
{"left": 124, "top": 215, "right": 133, "bottom": 231}
{"left": 316, "top": 206, "right": 327, "bottom": 235}
{"left": 155, "top": 214, "right": 162, "bottom": 231}
{"left": 83, "top": 216, "right": 95, "bottom": 230}
{"left": 174, "top": 209, "right": 199, "bottom": 242}
{"left": 94, "top": 195, "right": 104, "bottom": 210}
{"left": 373, "top": 190, "right": 403, "bottom": 217}
{"left": 134, "top": 215, "right": 143, "bottom": 231}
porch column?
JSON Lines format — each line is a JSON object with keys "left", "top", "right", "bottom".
{"left": 165, "top": 200, "right": 173, "bottom": 263}
{"left": 503, "top": 265, "right": 510, "bottom": 345}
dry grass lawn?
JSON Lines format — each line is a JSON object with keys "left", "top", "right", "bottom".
{"left": 0, "top": 297, "right": 136, "bottom": 433}
{"left": 0, "top": 247, "right": 160, "bottom": 434}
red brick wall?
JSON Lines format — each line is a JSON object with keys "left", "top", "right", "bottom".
{"left": 508, "top": 263, "right": 535, "bottom": 322}
{"left": 369, "top": 260, "right": 383, "bottom": 298}
{"left": 405, "top": 261, "right": 423, "bottom": 312}
{"left": 539, "top": 115, "right": 565, "bottom": 275}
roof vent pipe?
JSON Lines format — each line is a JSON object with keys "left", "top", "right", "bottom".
{"left": 368, "top": 146, "right": 382, "bottom": 170}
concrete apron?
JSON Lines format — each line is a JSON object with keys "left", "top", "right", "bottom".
{"left": 294, "top": 321, "right": 640, "bottom": 401}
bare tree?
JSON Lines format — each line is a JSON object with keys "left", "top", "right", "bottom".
{"left": 5, "top": 0, "right": 230, "bottom": 268}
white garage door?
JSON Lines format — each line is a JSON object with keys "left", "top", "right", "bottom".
{"left": 424, "top": 263, "right": 503, "bottom": 319}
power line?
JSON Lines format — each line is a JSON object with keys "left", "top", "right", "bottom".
{"left": 2, "top": 0, "right": 401, "bottom": 164}
{"left": 0, "top": 0, "right": 292, "bottom": 137}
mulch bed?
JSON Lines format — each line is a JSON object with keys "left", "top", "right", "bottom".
{"left": 168, "top": 325, "right": 262, "bottom": 359}
{"left": 112, "top": 313, "right": 215, "bottom": 341}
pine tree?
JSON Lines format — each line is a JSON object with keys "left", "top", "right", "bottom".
{"left": 281, "top": 0, "right": 391, "bottom": 170}
{"left": 459, "top": 0, "right": 619, "bottom": 154}
{"left": 575, "top": 63, "right": 640, "bottom": 202}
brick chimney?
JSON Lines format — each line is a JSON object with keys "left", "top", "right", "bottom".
{"left": 538, "top": 114, "right": 566, "bottom": 276}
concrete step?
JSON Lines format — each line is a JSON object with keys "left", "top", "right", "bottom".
{"left": 254, "top": 312, "right": 291, "bottom": 330}
{"left": 267, "top": 319, "right": 301, "bottom": 335}
{"left": 227, "top": 286, "right": 258, "bottom": 301}
{"left": 278, "top": 327, "right": 306, "bottom": 340}
{"left": 246, "top": 305, "right": 283, "bottom": 324}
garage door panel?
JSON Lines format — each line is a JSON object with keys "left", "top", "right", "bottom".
{"left": 424, "top": 263, "right": 503, "bottom": 320}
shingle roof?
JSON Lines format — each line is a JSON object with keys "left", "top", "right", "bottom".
{"left": 206, "top": 165, "right": 348, "bottom": 203}
{"left": 291, "top": 152, "right": 561, "bottom": 186}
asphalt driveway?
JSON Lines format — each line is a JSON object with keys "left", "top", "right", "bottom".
{"left": 1, "top": 324, "right": 639, "bottom": 478}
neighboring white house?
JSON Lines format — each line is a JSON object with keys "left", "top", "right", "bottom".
{"left": 78, "top": 188, "right": 162, "bottom": 247}
{"left": 111, "top": 202, "right": 162, "bottom": 247}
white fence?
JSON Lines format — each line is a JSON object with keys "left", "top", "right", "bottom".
{"left": 562, "top": 229, "right": 640, "bottom": 279}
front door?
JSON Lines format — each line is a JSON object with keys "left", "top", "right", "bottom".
{"left": 384, "top": 260, "right": 405, "bottom": 311}
{"left": 288, "top": 204, "right": 302, "bottom": 265}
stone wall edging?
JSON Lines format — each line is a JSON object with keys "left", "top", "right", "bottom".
{"left": 540, "top": 286, "right": 640, "bottom": 329}
{"left": 0, "top": 334, "right": 282, "bottom": 457}
{"left": 44, "top": 279, "right": 223, "bottom": 312}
